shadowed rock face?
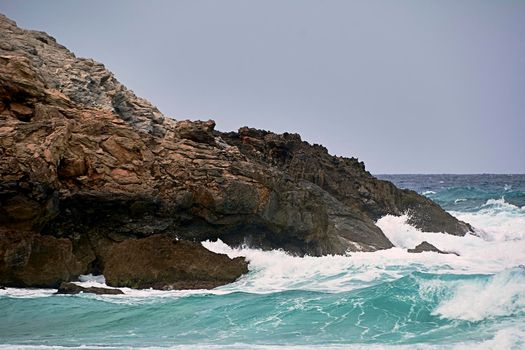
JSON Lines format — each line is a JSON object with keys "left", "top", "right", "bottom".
{"left": 0, "top": 14, "right": 471, "bottom": 288}
{"left": 0, "top": 229, "right": 84, "bottom": 288}
{"left": 103, "top": 235, "right": 249, "bottom": 290}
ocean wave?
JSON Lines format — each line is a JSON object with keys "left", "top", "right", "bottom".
{"left": 203, "top": 209, "right": 525, "bottom": 293}
{"left": 421, "top": 190, "right": 436, "bottom": 195}
{"left": 474, "top": 327, "right": 525, "bottom": 350}
{"left": 450, "top": 199, "right": 525, "bottom": 242}
{"left": 479, "top": 197, "right": 525, "bottom": 212}
{"left": 431, "top": 269, "right": 525, "bottom": 322}
{"left": 416, "top": 185, "right": 525, "bottom": 212}
{"left": 2, "top": 271, "right": 524, "bottom": 348}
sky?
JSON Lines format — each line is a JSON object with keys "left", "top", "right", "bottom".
{"left": 1, "top": 1, "right": 524, "bottom": 174}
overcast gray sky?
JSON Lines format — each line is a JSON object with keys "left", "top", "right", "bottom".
{"left": 1, "top": 0, "right": 524, "bottom": 173}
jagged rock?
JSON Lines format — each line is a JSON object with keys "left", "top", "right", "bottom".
{"left": 220, "top": 128, "right": 472, "bottom": 236}
{"left": 103, "top": 235, "right": 249, "bottom": 290}
{"left": 55, "top": 281, "right": 124, "bottom": 295}
{"left": 0, "top": 14, "right": 165, "bottom": 136}
{"left": 0, "top": 14, "right": 472, "bottom": 288}
{"left": 408, "top": 241, "right": 459, "bottom": 255}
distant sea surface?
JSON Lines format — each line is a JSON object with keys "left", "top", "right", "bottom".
{"left": 1, "top": 174, "right": 524, "bottom": 349}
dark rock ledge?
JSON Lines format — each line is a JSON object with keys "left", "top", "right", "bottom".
{"left": 0, "top": 13, "right": 471, "bottom": 289}
{"left": 56, "top": 282, "right": 124, "bottom": 295}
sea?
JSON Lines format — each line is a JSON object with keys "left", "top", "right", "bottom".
{"left": 1, "top": 174, "right": 524, "bottom": 350}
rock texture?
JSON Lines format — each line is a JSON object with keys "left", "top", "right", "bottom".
{"left": 0, "top": 14, "right": 164, "bottom": 136}
{"left": 0, "top": 14, "right": 471, "bottom": 288}
{"left": 103, "top": 235, "right": 249, "bottom": 289}
{"left": 0, "top": 229, "right": 84, "bottom": 287}
{"left": 220, "top": 128, "right": 472, "bottom": 236}
{"left": 408, "top": 241, "right": 459, "bottom": 255}
{"left": 56, "top": 281, "right": 124, "bottom": 295}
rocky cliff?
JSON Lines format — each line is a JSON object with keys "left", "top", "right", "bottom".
{"left": 0, "top": 14, "right": 471, "bottom": 289}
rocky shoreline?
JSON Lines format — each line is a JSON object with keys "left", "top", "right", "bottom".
{"left": 0, "top": 14, "right": 471, "bottom": 290}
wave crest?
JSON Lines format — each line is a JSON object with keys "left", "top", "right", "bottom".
{"left": 432, "top": 269, "right": 525, "bottom": 322}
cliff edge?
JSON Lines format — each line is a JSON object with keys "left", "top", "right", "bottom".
{"left": 0, "top": 14, "right": 471, "bottom": 289}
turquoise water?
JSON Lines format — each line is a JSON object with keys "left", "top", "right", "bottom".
{"left": 1, "top": 175, "right": 524, "bottom": 349}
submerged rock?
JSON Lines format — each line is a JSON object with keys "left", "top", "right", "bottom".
{"left": 56, "top": 282, "right": 124, "bottom": 295}
{"left": 0, "top": 14, "right": 471, "bottom": 288}
{"left": 408, "top": 241, "right": 459, "bottom": 255}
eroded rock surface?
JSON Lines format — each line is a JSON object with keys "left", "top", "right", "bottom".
{"left": 103, "top": 235, "right": 249, "bottom": 290}
{"left": 0, "top": 229, "right": 84, "bottom": 288}
{"left": 0, "top": 14, "right": 164, "bottom": 135}
{"left": 0, "top": 14, "right": 471, "bottom": 288}
{"left": 221, "top": 128, "right": 472, "bottom": 236}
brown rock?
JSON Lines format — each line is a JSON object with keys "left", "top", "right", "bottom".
{"left": 9, "top": 102, "right": 32, "bottom": 115}
{"left": 103, "top": 235, "right": 248, "bottom": 290}
{"left": 55, "top": 281, "right": 124, "bottom": 295}
{"left": 0, "top": 11, "right": 472, "bottom": 293}
{"left": 0, "top": 230, "right": 86, "bottom": 287}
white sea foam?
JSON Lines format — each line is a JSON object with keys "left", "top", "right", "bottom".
{"left": 422, "top": 190, "right": 436, "bottom": 195}
{"left": 0, "top": 287, "right": 55, "bottom": 299}
{"left": 474, "top": 327, "right": 525, "bottom": 350}
{"left": 377, "top": 214, "right": 525, "bottom": 272}
{"left": 202, "top": 206, "right": 525, "bottom": 294}
{"left": 481, "top": 197, "right": 524, "bottom": 212}
{"left": 203, "top": 228, "right": 524, "bottom": 295}
{"left": 451, "top": 198, "right": 525, "bottom": 242}
{"left": 432, "top": 269, "right": 525, "bottom": 322}
{"left": 77, "top": 273, "right": 107, "bottom": 284}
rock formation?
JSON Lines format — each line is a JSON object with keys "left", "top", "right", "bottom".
{"left": 0, "top": 14, "right": 471, "bottom": 289}
{"left": 56, "top": 282, "right": 124, "bottom": 295}
{"left": 0, "top": 229, "right": 85, "bottom": 288}
{"left": 408, "top": 241, "right": 459, "bottom": 255}
{"left": 103, "top": 235, "right": 248, "bottom": 290}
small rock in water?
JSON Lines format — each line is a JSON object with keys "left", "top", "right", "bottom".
{"left": 55, "top": 282, "right": 124, "bottom": 295}
{"left": 408, "top": 241, "right": 459, "bottom": 255}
